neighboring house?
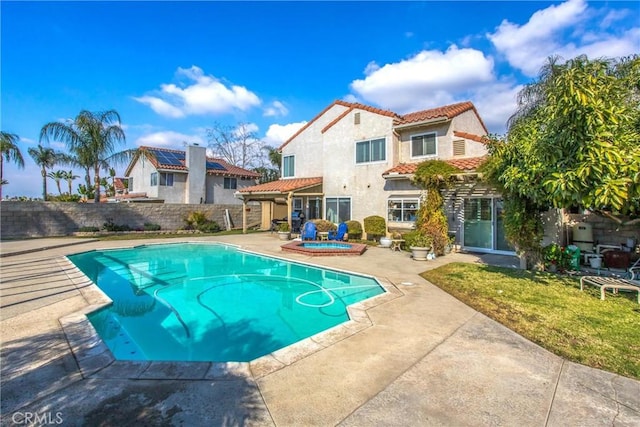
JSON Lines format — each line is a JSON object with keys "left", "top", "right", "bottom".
{"left": 237, "top": 100, "right": 512, "bottom": 254}
{"left": 124, "top": 145, "right": 260, "bottom": 204}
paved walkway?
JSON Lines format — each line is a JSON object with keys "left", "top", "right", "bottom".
{"left": 1, "top": 234, "right": 638, "bottom": 426}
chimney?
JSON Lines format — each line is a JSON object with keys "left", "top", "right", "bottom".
{"left": 185, "top": 144, "right": 206, "bottom": 204}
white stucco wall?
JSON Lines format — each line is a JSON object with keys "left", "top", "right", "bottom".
{"left": 281, "top": 104, "right": 349, "bottom": 178}
{"left": 127, "top": 156, "right": 159, "bottom": 198}
{"left": 321, "top": 109, "right": 396, "bottom": 225}
{"left": 206, "top": 175, "right": 256, "bottom": 204}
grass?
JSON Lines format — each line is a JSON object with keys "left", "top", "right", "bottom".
{"left": 421, "top": 263, "right": 640, "bottom": 379}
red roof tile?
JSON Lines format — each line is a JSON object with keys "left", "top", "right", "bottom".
{"left": 383, "top": 156, "right": 487, "bottom": 176}
{"left": 239, "top": 177, "right": 323, "bottom": 194}
{"left": 453, "top": 131, "right": 490, "bottom": 145}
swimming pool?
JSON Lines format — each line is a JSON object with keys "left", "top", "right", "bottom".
{"left": 68, "top": 243, "right": 384, "bottom": 362}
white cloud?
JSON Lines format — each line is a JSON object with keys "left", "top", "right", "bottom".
{"left": 264, "top": 122, "right": 307, "bottom": 147}
{"left": 135, "top": 131, "right": 205, "bottom": 148}
{"left": 263, "top": 101, "right": 289, "bottom": 117}
{"left": 470, "top": 81, "right": 523, "bottom": 135}
{"left": 487, "top": 0, "right": 639, "bottom": 77}
{"left": 134, "top": 66, "right": 261, "bottom": 118}
{"left": 350, "top": 45, "right": 494, "bottom": 113}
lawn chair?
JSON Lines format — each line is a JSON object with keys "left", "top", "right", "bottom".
{"left": 301, "top": 221, "right": 317, "bottom": 241}
{"left": 328, "top": 222, "right": 348, "bottom": 241}
{"left": 580, "top": 258, "right": 640, "bottom": 303}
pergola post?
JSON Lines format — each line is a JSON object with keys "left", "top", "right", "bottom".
{"left": 242, "top": 199, "right": 248, "bottom": 234}
{"left": 286, "top": 192, "right": 293, "bottom": 230}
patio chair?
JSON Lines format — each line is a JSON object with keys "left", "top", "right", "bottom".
{"left": 580, "top": 273, "right": 640, "bottom": 303}
{"left": 301, "top": 221, "right": 317, "bottom": 241}
{"left": 328, "top": 222, "right": 348, "bottom": 241}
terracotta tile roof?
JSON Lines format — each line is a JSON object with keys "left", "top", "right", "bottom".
{"left": 453, "top": 131, "right": 490, "bottom": 145}
{"left": 382, "top": 156, "right": 488, "bottom": 176}
{"left": 131, "top": 146, "right": 259, "bottom": 178}
{"left": 396, "top": 101, "right": 489, "bottom": 134}
{"left": 279, "top": 100, "right": 400, "bottom": 149}
{"left": 239, "top": 177, "right": 323, "bottom": 194}
{"left": 280, "top": 100, "right": 488, "bottom": 151}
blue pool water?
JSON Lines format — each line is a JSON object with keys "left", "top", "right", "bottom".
{"left": 68, "top": 243, "right": 384, "bottom": 362}
{"left": 301, "top": 242, "right": 351, "bottom": 249}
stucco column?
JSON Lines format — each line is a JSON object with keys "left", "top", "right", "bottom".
{"left": 242, "top": 199, "right": 247, "bottom": 234}
{"left": 287, "top": 192, "right": 293, "bottom": 230}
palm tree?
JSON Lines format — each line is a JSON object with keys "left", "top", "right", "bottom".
{"left": 28, "top": 144, "right": 63, "bottom": 200}
{"left": 62, "top": 170, "right": 79, "bottom": 194}
{"left": 40, "top": 110, "right": 127, "bottom": 203}
{"left": 0, "top": 131, "right": 25, "bottom": 200}
{"left": 47, "top": 170, "right": 66, "bottom": 195}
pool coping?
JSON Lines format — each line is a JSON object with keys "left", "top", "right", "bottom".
{"left": 58, "top": 243, "right": 403, "bottom": 381}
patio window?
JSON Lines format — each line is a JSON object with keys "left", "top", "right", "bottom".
{"left": 325, "top": 197, "right": 351, "bottom": 223}
{"left": 224, "top": 177, "right": 237, "bottom": 189}
{"left": 411, "top": 132, "right": 437, "bottom": 158}
{"left": 356, "top": 138, "right": 386, "bottom": 164}
{"left": 388, "top": 198, "right": 420, "bottom": 222}
{"left": 283, "top": 155, "right": 295, "bottom": 178}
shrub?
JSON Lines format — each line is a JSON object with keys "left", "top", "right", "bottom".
{"left": 143, "top": 223, "right": 161, "bottom": 231}
{"left": 78, "top": 226, "right": 100, "bottom": 232}
{"left": 402, "top": 230, "right": 432, "bottom": 248}
{"left": 345, "top": 220, "right": 362, "bottom": 240}
{"left": 197, "top": 221, "right": 221, "bottom": 233}
{"left": 277, "top": 222, "right": 290, "bottom": 232}
{"left": 102, "top": 218, "right": 131, "bottom": 232}
{"left": 363, "top": 215, "right": 386, "bottom": 240}
{"left": 184, "top": 211, "right": 209, "bottom": 230}
{"left": 48, "top": 194, "right": 82, "bottom": 202}
{"left": 312, "top": 219, "right": 337, "bottom": 232}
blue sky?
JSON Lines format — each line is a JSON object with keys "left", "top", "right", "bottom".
{"left": 2, "top": 0, "right": 639, "bottom": 198}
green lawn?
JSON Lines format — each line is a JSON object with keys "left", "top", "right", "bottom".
{"left": 421, "top": 263, "right": 640, "bottom": 379}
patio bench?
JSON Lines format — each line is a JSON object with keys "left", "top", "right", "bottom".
{"left": 579, "top": 276, "right": 640, "bottom": 303}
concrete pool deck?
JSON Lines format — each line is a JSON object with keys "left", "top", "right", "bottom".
{"left": 1, "top": 234, "right": 638, "bottom": 426}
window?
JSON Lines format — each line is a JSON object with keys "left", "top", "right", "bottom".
{"left": 151, "top": 172, "right": 173, "bottom": 186}
{"left": 283, "top": 155, "right": 295, "bottom": 178}
{"left": 159, "top": 173, "right": 174, "bottom": 186}
{"left": 325, "top": 197, "right": 351, "bottom": 223}
{"left": 387, "top": 198, "right": 420, "bottom": 222}
{"left": 224, "top": 177, "right": 237, "bottom": 189}
{"left": 411, "top": 132, "right": 437, "bottom": 157}
{"left": 355, "top": 138, "right": 386, "bottom": 164}
{"left": 128, "top": 177, "right": 133, "bottom": 192}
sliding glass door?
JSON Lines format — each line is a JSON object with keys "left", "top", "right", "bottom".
{"left": 463, "top": 198, "right": 513, "bottom": 252}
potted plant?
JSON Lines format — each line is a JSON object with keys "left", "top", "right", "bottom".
{"left": 409, "top": 233, "right": 433, "bottom": 261}
{"left": 542, "top": 243, "right": 567, "bottom": 272}
{"left": 277, "top": 222, "right": 291, "bottom": 240}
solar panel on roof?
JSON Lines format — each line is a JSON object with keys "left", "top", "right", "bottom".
{"left": 206, "top": 161, "right": 226, "bottom": 170}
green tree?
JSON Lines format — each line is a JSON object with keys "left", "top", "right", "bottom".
{"left": 28, "top": 144, "right": 64, "bottom": 200}
{"left": 0, "top": 131, "right": 25, "bottom": 200}
{"left": 40, "top": 110, "right": 128, "bottom": 203}
{"left": 492, "top": 55, "right": 640, "bottom": 222}
{"left": 47, "top": 170, "right": 66, "bottom": 195}
{"left": 62, "top": 170, "right": 79, "bottom": 194}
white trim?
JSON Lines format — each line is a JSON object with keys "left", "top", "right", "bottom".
{"left": 324, "top": 196, "right": 352, "bottom": 223}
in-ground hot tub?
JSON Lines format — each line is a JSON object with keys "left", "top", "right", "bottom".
{"left": 281, "top": 241, "right": 368, "bottom": 256}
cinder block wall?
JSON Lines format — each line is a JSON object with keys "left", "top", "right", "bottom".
{"left": 0, "top": 202, "right": 261, "bottom": 238}
{"left": 566, "top": 212, "right": 640, "bottom": 250}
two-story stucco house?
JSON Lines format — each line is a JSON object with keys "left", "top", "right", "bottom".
{"left": 124, "top": 145, "right": 260, "bottom": 204}
{"left": 237, "top": 100, "right": 512, "bottom": 254}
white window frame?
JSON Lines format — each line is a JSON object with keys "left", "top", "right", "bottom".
{"left": 410, "top": 132, "right": 437, "bottom": 158}
{"left": 150, "top": 172, "right": 158, "bottom": 186}
{"left": 325, "top": 197, "right": 352, "bottom": 223}
{"left": 282, "top": 155, "right": 295, "bottom": 178}
{"left": 387, "top": 198, "right": 420, "bottom": 223}
{"left": 355, "top": 137, "right": 386, "bottom": 164}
